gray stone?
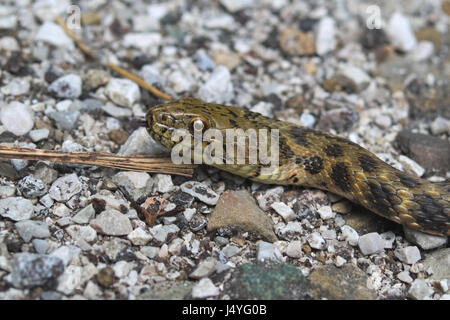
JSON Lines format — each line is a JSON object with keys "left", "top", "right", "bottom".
{"left": 112, "top": 171, "right": 153, "bottom": 202}
{"left": 408, "top": 279, "right": 433, "bottom": 300}
{"left": 403, "top": 227, "right": 447, "bottom": 250}
{"left": 101, "top": 103, "right": 132, "bottom": 118}
{"left": 118, "top": 127, "right": 169, "bottom": 156}
{"left": 380, "top": 231, "right": 396, "bottom": 249}
{"left": 358, "top": 232, "right": 384, "bottom": 255}
{"left": 195, "top": 49, "right": 215, "bottom": 71}
{"left": 307, "top": 232, "right": 327, "bottom": 250}
{"left": 271, "top": 202, "right": 295, "bottom": 222}
{"left": 338, "top": 64, "right": 371, "bottom": 92}
{"left": 421, "top": 248, "right": 450, "bottom": 280}
{"left": 397, "top": 271, "right": 413, "bottom": 284}
{"left": 149, "top": 224, "right": 179, "bottom": 245}
{"left": 140, "top": 246, "right": 160, "bottom": 259}
{"left": 198, "top": 66, "right": 233, "bottom": 104}
{"left": 50, "top": 245, "right": 81, "bottom": 266}
{"left": 90, "top": 209, "right": 133, "bottom": 236}
{"left": 18, "top": 176, "right": 47, "bottom": 198}
{"left": 49, "top": 173, "right": 82, "bottom": 202}
{"left": 138, "top": 281, "right": 194, "bottom": 300}
{"left": 191, "top": 278, "right": 219, "bottom": 298}
{"left": 430, "top": 116, "right": 450, "bottom": 135}
{"left": 222, "top": 244, "right": 241, "bottom": 258}
{"left": 57, "top": 265, "right": 83, "bottom": 295}
{"left": 1, "top": 78, "right": 30, "bottom": 96}
{"left": 0, "top": 101, "right": 34, "bottom": 136}
{"left": 340, "top": 225, "right": 359, "bottom": 246}
{"left": 387, "top": 12, "right": 417, "bottom": 52}
{"left": 257, "top": 241, "right": 280, "bottom": 262}
{"left": 48, "top": 74, "right": 82, "bottom": 99}
{"left": 316, "top": 16, "right": 336, "bottom": 55}
{"left": 32, "top": 239, "right": 50, "bottom": 254}
{"left": 317, "top": 205, "right": 335, "bottom": 220}
{"left": 0, "top": 197, "right": 34, "bottom": 221}
{"left": 153, "top": 174, "right": 174, "bottom": 193}
{"left": 394, "top": 246, "right": 421, "bottom": 265}
{"left": 35, "top": 21, "right": 74, "bottom": 47}
{"left": 15, "top": 220, "right": 50, "bottom": 242}
{"left": 72, "top": 204, "right": 95, "bottom": 224}
{"left": 189, "top": 258, "right": 217, "bottom": 279}
{"left": 220, "top": 0, "right": 255, "bottom": 12}
{"left": 256, "top": 186, "right": 284, "bottom": 211}
{"left": 286, "top": 240, "right": 302, "bottom": 258}
{"left": 105, "top": 78, "right": 140, "bottom": 108}
{"left": 8, "top": 253, "right": 65, "bottom": 289}
{"left": 48, "top": 111, "right": 80, "bottom": 130}
{"left": 66, "top": 225, "right": 97, "bottom": 243}
{"left": 180, "top": 181, "right": 219, "bottom": 205}
{"left": 29, "top": 128, "right": 50, "bottom": 142}
{"left": 127, "top": 227, "right": 152, "bottom": 246}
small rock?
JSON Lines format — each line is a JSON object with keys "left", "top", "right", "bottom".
{"left": 397, "top": 271, "right": 413, "bottom": 284}
{"left": 57, "top": 265, "right": 83, "bottom": 295}
{"left": 0, "top": 101, "right": 34, "bottom": 136}
{"left": 48, "top": 111, "right": 80, "bottom": 130}
{"left": 15, "top": 220, "right": 50, "bottom": 242}
{"left": 83, "top": 69, "right": 109, "bottom": 91}
{"left": 105, "top": 78, "right": 141, "bottom": 108}
{"left": 183, "top": 208, "right": 196, "bottom": 222}
{"left": 256, "top": 186, "right": 284, "bottom": 211}
{"left": 334, "top": 256, "right": 346, "bottom": 267}
{"left": 318, "top": 107, "right": 359, "bottom": 132}
{"left": 35, "top": 21, "right": 74, "bottom": 47}
{"left": 315, "top": 16, "right": 336, "bottom": 55}
{"left": 358, "top": 232, "right": 384, "bottom": 255}
{"left": 380, "top": 231, "right": 396, "bottom": 249}
{"left": 8, "top": 253, "right": 65, "bottom": 289}
{"left": 195, "top": 49, "right": 215, "bottom": 72}
{"left": 72, "top": 204, "right": 95, "bottom": 224}
{"left": 149, "top": 224, "right": 179, "bottom": 245}
{"left": 271, "top": 202, "right": 295, "bottom": 222}
{"left": 208, "top": 190, "right": 277, "bottom": 242}
{"left": 279, "top": 28, "right": 315, "bottom": 56}
{"left": 0, "top": 36, "right": 19, "bottom": 51}
{"left": 257, "top": 241, "right": 280, "bottom": 262}
{"left": 331, "top": 201, "right": 352, "bottom": 214}
{"left": 0, "top": 197, "right": 34, "bottom": 221}
{"left": 337, "top": 64, "right": 371, "bottom": 92}
{"left": 387, "top": 12, "right": 417, "bottom": 52}
{"left": 398, "top": 155, "right": 425, "bottom": 177}
{"left": 421, "top": 248, "right": 450, "bottom": 280}
{"left": 101, "top": 103, "right": 132, "bottom": 118}
{"left": 112, "top": 171, "right": 153, "bottom": 202}
{"left": 1, "top": 78, "right": 30, "bottom": 96}
{"left": 140, "top": 246, "right": 160, "bottom": 259}
{"left": 198, "top": 66, "right": 233, "bottom": 104}
{"left": 317, "top": 205, "right": 335, "bottom": 220}
{"left": 18, "top": 176, "right": 47, "bottom": 198}
{"left": 279, "top": 221, "right": 303, "bottom": 238}
{"left": 212, "top": 50, "right": 241, "bottom": 71}
{"left": 307, "top": 232, "right": 327, "bottom": 250}
{"left": 222, "top": 244, "right": 241, "bottom": 258}
{"left": 0, "top": 185, "right": 15, "bottom": 197}
{"left": 66, "top": 225, "right": 97, "bottom": 243}
{"left": 408, "top": 279, "right": 433, "bottom": 300}
{"left": 96, "top": 267, "right": 115, "bottom": 288}
{"left": 191, "top": 278, "right": 219, "bottom": 298}
{"left": 189, "top": 258, "right": 217, "bottom": 279}
{"left": 153, "top": 174, "right": 174, "bottom": 193}
{"left": 50, "top": 245, "right": 81, "bottom": 266}
{"left": 395, "top": 246, "right": 421, "bottom": 265}
{"left": 181, "top": 181, "right": 218, "bottom": 205}
{"left": 122, "top": 32, "right": 161, "bottom": 53}
{"left": 408, "top": 41, "right": 434, "bottom": 61}
{"left": 220, "top": 0, "right": 255, "bottom": 12}
{"left": 430, "top": 116, "right": 450, "bottom": 135}
{"left": 167, "top": 70, "right": 195, "bottom": 93}
{"left": 299, "top": 112, "right": 316, "bottom": 127}
{"left": 48, "top": 74, "right": 82, "bottom": 99}
{"left": 286, "top": 241, "right": 302, "bottom": 258}
{"left": 32, "top": 239, "right": 49, "bottom": 254}
{"left": 48, "top": 173, "right": 82, "bottom": 202}
{"left": 90, "top": 210, "right": 133, "bottom": 236}
{"left": 29, "top": 129, "right": 50, "bottom": 142}
{"left": 203, "top": 14, "right": 235, "bottom": 30}
{"left": 118, "top": 127, "right": 169, "bottom": 156}
{"left": 403, "top": 227, "right": 447, "bottom": 250}
{"left": 127, "top": 227, "right": 152, "bottom": 246}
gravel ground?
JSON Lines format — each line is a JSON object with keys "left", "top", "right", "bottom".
{"left": 0, "top": 0, "right": 449, "bottom": 300}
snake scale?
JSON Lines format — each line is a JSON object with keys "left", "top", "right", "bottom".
{"left": 146, "top": 97, "right": 449, "bottom": 236}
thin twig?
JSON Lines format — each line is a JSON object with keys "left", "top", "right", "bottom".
{"left": 54, "top": 16, "right": 173, "bottom": 101}
{"left": 0, "top": 145, "right": 194, "bottom": 177}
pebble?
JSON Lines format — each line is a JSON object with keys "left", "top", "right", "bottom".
{"left": 33, "top": 163, "right": 58, "bottom": 185}
{"left": 299, "top": 112, "right": 316, "bottom": 127}
{"left": 0, "top": 197, "right": 34, "bottom": 221}
{"left": 1, "top": 78, "right": 30, "bottom": 96}
{"left": 317, "top": 107, "right": 359, "bottom": 132}
{"left": 48, "top": 174, "right": 82, "bottom": 202}
{"left": 195, "top": 49, "right": 215, "bottom": 72}
{"left": 0, "top": 101, "right": 34, "bottom": 136}
{"left": 189, "top": 258, "right": 217, "bottom": 279}
{"left": 50, "top": 245, "right": 81, "bottom": 266}
{"left": 307, "top": 232, "right": 327, "bottom": 250}
{"left": 149, "top": 224, "right": 179, "bottom": 245}
{"left": 334, "top": 256, "right": 346, "bottom": 267}
{"left": 66, "top": 225, "right": 97, "bottom": 243}
{"left": 153, "top": 174, "right": 174, "bottom": 193}
{"left": 331, "top": 200, "right": 352, "bottom": 214}
{"left": 198, "top": 66, "right": 234, "bottom": 104}
{"left": 380, "top": 231, "right": 396, "bottom": 249}
{"left": 32, "top": 239, "right": 50, "bottom": 254}
{"left": 101, "top": 103, "right": 132, "bottom": 118}
{"left": 0, "top": 36, "right": 19, "bottom": 51}
{"left": 338, "top": 64, "right": 371, "bottom": 92}
{"left": 118, "top": 127, "right": 169, "bottom": 156}
{"left": 271, "top": 202, "right": 295, "bottom": 222}
{"left": 127, "top": 227, "right": 152, "bottom": 246}
{"left": 57, "top": 265, "right": 83, "bottom": 295}
{"left": 408, "top": 279, "right": 433, "bottom": 300}
{"left": 409, "top": 41, "right": 434, "bottom": 61}
{"left": 35, "top": 21, "right": 74, "bottom": 47}
{"left": 112, "top": 171, "right": 154, "bottom": 202}
{"left": 403, "top": 227, "right": 447, "bottom": 250}
{"left": 72, "top": 204, "right": 95, "bottom": 224}
{"left": 90, "top": 209, "right": 133, "bottom": 236}
{"left": 387, "top": 12, "right": 417, "bottom": 52}
{"left": 256, "top": 241, "right": 280, "bottom": 262}
{"left": 220, "top": 0, "right": 255, "bottom": 12}
{"left": 208, "top": 190, "right": 277, "bottom": 242}
{"left": 83, "top": 69, "right": 110, "bottom": 91}
{"left": 140, "top": 246, "right": 160, "bottom": 259}
{"left": 96, "top": 267, "right": 115, "bottom": 288}
{"left": 315, "top": 16, "right": 336, "bottom": 55}
{"left": 48, "top": 74, "right": 82, "bottom": 99}
{"left": 204, "top": 14, "right": 235, "bottom": 30}
{"left": 430, "top": 116, "right": 450, "bottom": 135}
{"left": 421, "top": 248, "right": 450, "bottom": 281}
{"left": 18, "top": 176, "right": 47, "bottom": 199}
{"left": 167, "top": 70, "right": 195, "bottom": 93}
{"left": 191, "top": 278, "right": 219, "bottom": 298}
{"left": 317, "top": 205, "right": 335, "bottom": 220}
{"left": 122, "top": 32, "right": 161, "bottom": 53}
{"left": 256, "top": 186, "right": 284, "bottom": 211}
{"left": 395, "top": 246, "right": 421, "bottom": 265}
{"left": 15, "top": 220, "right": 50, "bottom": 243}
{"left": 279, "top": 28, "right": 316, "bottom": 56}
{"left": 222, "top": 244, "right": 241, "bottom": 258}
{"left": 105, "top": 78, "right": 141, "bottom": 108}
{"left": 398, "top": 155, "right": 425, "bottom": 177}
{"left": 358, "top": 232, "right": 384, "bottom": 255}
{"left": 286, "top": 240, "right": 302, "bottom": 258}
{"left": 29, "top": 128, "right": 50, "bottom": 142}
{"left": 48, "top": 111, "right": 80, "bottom": 130}
{"left": 279, "top": 221, "right": 303, "bottom": 237}
{"left": 397, "top": 271, "right": 413, "bottom": 284}
{"left": 8, "top": 253, "right": 65, "bottom": 289}
{"left": 0, "top": 185, "right": 15, "bottom": 197}
{"left": 180, "top": 181, "right": 218, "bottom": 205}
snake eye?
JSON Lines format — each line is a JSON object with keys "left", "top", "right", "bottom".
{"left": 190, "top": 118, "right": 207, "bottom": 133}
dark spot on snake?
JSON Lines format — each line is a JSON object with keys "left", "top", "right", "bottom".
{"left": 229, "top": 118, "right": 237, "bottom": 126}
{"left": 228, "top": 110, "right": 239, "bottom": 118}
{"left": 396, "top": 173, "right": 419, "bottom": 188}
{"left": 330, "top": 162, "right": 352, "bottom": 192}
{"left": 365, "top": 181, "right": 393, "bottom": 214}
{"left": 293, "top": 177, "right": 299, "bottom": 183}
{"left": 324, "top": 143, "right": 343, "bottom": 157}
{"left": 289, "top": 127, "right": 309, "bottom": 146}
{"left": 411, "top": 194, "right": 448, "bottom": 233}
{"left": 295, "top": 156, "right": 303, "bottom": 164}
{"left": 358, "top": 154, "right": 377, "bottom": 173}
{"left": 304, "top": 156, "right": 323, "bottom": 174}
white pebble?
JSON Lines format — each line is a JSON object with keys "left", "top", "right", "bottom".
{"left": 387, "top": 12, "right": 417, "bottom": 52}
{"left": 430, "top": 116, "right": 450, "bottom": 135}
{"left": 299, "top": 112, "right": 316, "bottom": 127}
{"left": 317, "top": 205, "right": 335, "bottom": 220}
{"left": 409, "top": 41, "right": 434, "bottom": 61}
{"left": 198, "top": 66, "right": 234, "bottom": 104}
{"left": 127, "top": 227, "right": 152, "bottom": 246}
{"left": 316, "top": 16, "right": 336, "bottom": 55}
{"left": 0, "top": 101, "right": 34, "bottom": 136}
{"left": 286, "top": 241, "right": 302, "bottom": 258}
{"left": 380, "top": 231, "right": 396, "bottom": 249}
{"left": 271, "top": 202, "right": 296, "bottom": 222}
{"left": 394, "top": 246, "right": 421, "bottom": 265}
{"left": 1, "top": 78, "right": 30, "bottom": 96}
{"left": 408, "top": 279, "right": 433, "bottom": 300}
{"left": 307, "top": 232, "right": 327, "bottom": 250}
{"left": 105, "top": 78, "right": 141, "bottom": 108}
{"left": 122, "top": 33, "right": 161, "bottom": 54}
{"left": 398, "top": 156, "right": 425, "bottom": 177}
{"left": 153, "top": 174, "right": 174, "bottom": 193}
{"left": 191, "top": 278, "right": 219, "bottom": 298}
{"left": 35, "top": 21, "right": 74, "bottom": 47}
{"left": 397, "top": 271, "right": 413, "bottom": 284}
{"left": 340, "top": 225, "right": 359, "bottom": 246}
{"left": 29, "top": 129, "right": 49, "bottom": 142}
{"left": 48, "top": 74, "right": 82, "bottom": 99}
{"left": 335, "top": 256, "right": 346, "bottom": 267}
{"left": 358, "top": 232, "right": 384, "bottom": 255}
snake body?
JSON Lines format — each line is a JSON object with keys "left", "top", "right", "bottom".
{"left": 146, "top": 97, "right": 449, "bottom": 236}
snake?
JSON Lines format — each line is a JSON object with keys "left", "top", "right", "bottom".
{"left": 146, "top": 97, "right": 449, "bottom": 237}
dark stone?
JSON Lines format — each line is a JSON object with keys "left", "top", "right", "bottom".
{"left": 360, "top": 28, "right": 389, "bottom": 49}
{"left": 224, "top": 262, "right": 313, "bottom": 300}
{"left": 395, "top": 130, "right": 450, "bottom": 173}
{"left": 170, "top": 189, "right": 195, "bottom": 207}
{"left": 318, "top": 108, "right": 359, "bottom": 132}
{"left": 96, "top": 267, "right": 115, "bottom": 288}
{"left": 299, "top": 17, "right": 317, "bottom": 32}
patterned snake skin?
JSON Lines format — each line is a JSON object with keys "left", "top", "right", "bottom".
{"left": 146, "top": 98, "right": 449, "bottom": 236}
